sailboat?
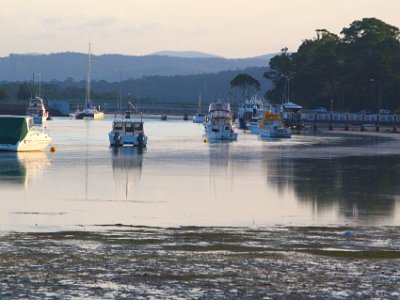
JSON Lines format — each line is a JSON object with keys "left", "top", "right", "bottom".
{"left": 75, "top": 43, "right": 104, "bottom": 120}
{"left": 192, "top": 95, "right": 205, "bottom": 123}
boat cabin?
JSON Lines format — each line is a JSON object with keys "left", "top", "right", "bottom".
{"left": 112, "top": 120, "right": 144, "bottom": 135}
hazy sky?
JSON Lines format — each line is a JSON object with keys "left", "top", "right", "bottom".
{"left": 1, "top": 0, "right": 398, "bottom": 58}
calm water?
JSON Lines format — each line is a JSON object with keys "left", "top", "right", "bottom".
{"left": 1, "top": 116, "right": 400, "bottom": 231}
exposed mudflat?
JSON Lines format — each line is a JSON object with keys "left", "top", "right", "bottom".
{"left": 1, "top": 226, "right": 400, "bottom": 299}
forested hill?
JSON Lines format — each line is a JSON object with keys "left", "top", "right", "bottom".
{"left": 0, "top": 67, "right": 270, "bottom": 105}
{"left": 0, "top": 52, "right": 273, "bottom": 82}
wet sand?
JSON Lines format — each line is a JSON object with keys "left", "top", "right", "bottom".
{"left": 1, "top": 226, "right": 400, "bottom": 299}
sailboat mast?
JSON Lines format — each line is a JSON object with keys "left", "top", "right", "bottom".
{"left": 86, "top": 43, "right": 91, "bottom": 108}
{"left": 198, "top": 94, "right": 202, "bottom": 113}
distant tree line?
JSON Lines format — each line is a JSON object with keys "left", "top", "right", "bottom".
{"left": 264, "top": 18, "right": 400, "bottom": 112}
{"left": 0, "top": 67, "right": 269, "bottom": 108}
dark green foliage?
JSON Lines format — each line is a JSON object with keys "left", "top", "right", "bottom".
{"left": 230, "top": 73, "right": 261, "bottom": 101}
{"left": 264, "top": 47, "right": 294, "bottom": 103}
{"left": 266, "top": 18, "right": 400, "bottom": 112}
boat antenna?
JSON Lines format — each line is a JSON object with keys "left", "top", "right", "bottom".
{"left": 128, "top": 100, "right": 138, "bottom": 112}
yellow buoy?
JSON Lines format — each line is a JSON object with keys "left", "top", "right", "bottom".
{"left": 50, "top": 146, "right": 56, "bottom": 153}
{"left": 203, "top": 139, "right": 208, "bottom": 143}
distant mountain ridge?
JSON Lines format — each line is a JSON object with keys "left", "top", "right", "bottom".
{"left": 150, "top": 50, "right": 221, "bottom": 58}
{"left": 0, "top": 51, "right": 274, "bottom": 82}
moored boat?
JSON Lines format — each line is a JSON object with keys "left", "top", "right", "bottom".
{"left": 109, "top": 107, "right": 148, "bottom": 147}
{"left": 75, "top": 105, "right": 104, "bottom": 120}
{"left": 204, "top": 102, "right": 238, "bottom": 141}
{"left": 237, "top": 97, "right": 265, "bottom": 129}
{"left": 0, "top": 115, "right": 52, "bottom": 151}
{"left": 192, "top": 113, "right": 205, "bottom": 123}
{"left": 75, "top": 43, "right": 104, "bottom": 120}
{"left": 246, "top": 121, "right": 260, "bottom": 134}
{"left": 193, "top": 95, "right": 205, "bottom": 123}
{"left": 258, "top": 113, "right": 291, "bottom": 138}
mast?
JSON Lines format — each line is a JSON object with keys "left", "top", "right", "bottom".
{"left": 38, "top": 73, "right": 42, "bottom": 98}
{"left": 85, "top": 43, "right": 92, "bottom": 108}
{"left": 197, "top": 94, "right": 202, "bottom": 114}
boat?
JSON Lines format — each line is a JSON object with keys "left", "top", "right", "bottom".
{"left": 109, "top": 103, "right": 148, "bottom": 147}
{"left": 204, "top": 102, "right": 238, "bottom": 140}
{"left": 246, "top": 121, "right": 261, "bottom": 134}
{"left": 193, "top": 95, "right": 205, "bottom": 123}
{"left": 237, "top": 97, "right": 265, "bottom": 129}
{"left": 0, "top": 115, "right": 52, "bottom": 151}
{"left": 161, "top": 114, "right": 167, "bottom": 121}
{"left": 75, "top": 43, "right": 104, "bottom": 120}
{"left": 26, "top": 96, "right": 49, "bottom": 125}
{"left": 192, "top": 113, "right": 205, "bottom": 123}
{"left": 75, "top": 104, "right": 104, "bottom": 120}
{"left": 257, "top": 113, "right": 291, "bottom": 138}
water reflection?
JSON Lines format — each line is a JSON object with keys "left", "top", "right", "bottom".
{"left": 111, "top": 147, "right": 145, "bottom": 200}
{"left": 266, "top": 155, "right": 400, "bottom": 223}
{"left": 208, "top": 142, "right": 234, "bottom": 194}
{"left": 0, "top": 152, "right": 50, "bottom": 188}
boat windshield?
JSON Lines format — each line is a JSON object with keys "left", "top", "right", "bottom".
{"left": 212, "top": 118, "right": 231, "bottom": 126}
{"left": 210, "top": 110, "right": 231, "bottom": 118}
{"left": 134, "top": 123, "right": 143, "bottom": 131}
{"left": 114, "top": 122, "right": 123, "bottom": 130}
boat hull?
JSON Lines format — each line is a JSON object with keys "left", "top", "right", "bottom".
{"left": 259, "top": 129, "right": 291, "bottom": 138}
{"left": 75, "top": 111, "right": 104, "bottom": 120}
{"left": 0, "top": 132, "right": 51, "bottom": 152}
{"left": 205, "top": 131, "right": 238, "bottom": 141}
{"left": 192, "top": 115, "right": 205, "bottom": 123}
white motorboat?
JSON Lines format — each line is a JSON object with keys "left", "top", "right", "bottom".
{"left": 75, "top": 43, "right": 104, "bottom": 120}
{"left": 109, "top": 107, "right": 148, "bottom": 147}
{"left": 246, "top": 121, "right": 260, "bottom": 134}
{"left": 192, "top": 113, "right": 205, "bottom": 123}
{"left": 0, "top": 115, "right": 52, "bottom": 151}
{"left": 204, "top": 102, "right": 238, "bottom": 141}
{"left": 193, "top": 95, "right": 205, "bottom": 123}
{"left": 258, "top": 113, "right": 291, "bottom": 138}
{"left": 27, "top": 96, "right": 49, "bottom": 125}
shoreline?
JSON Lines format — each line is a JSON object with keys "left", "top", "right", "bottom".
{"left": 1, "top": 225, "right": 399, "bottom": 298}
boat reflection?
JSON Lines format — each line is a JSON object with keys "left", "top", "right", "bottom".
{"left": 265, "top": 155, "right": 400, "bottom": 223}
{"left": 208, "top": 142, "right": 236, "bottom": 194}
{"left": 111, "top": 146, "right": 145, "bottom": 200}
{"left": 0, "top": 152, "right": 50, "bottom": 188}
